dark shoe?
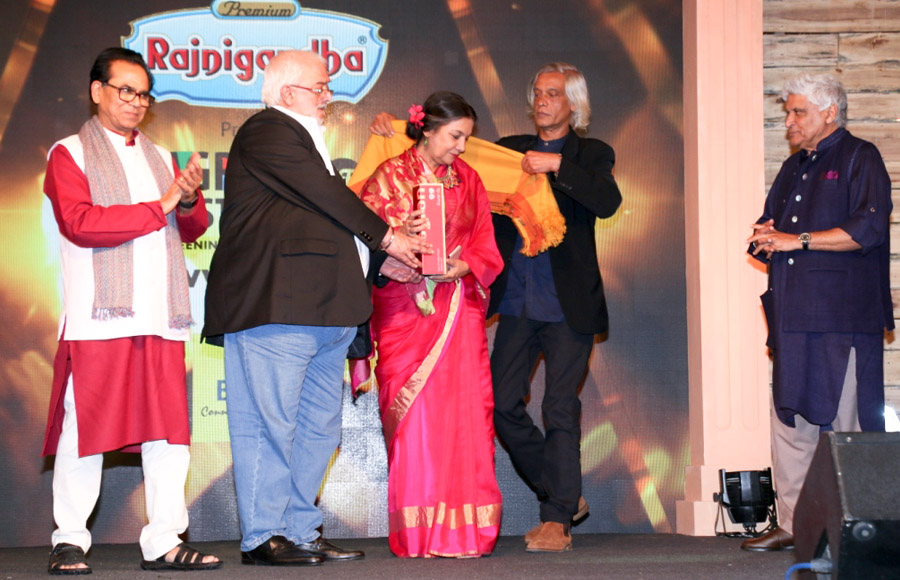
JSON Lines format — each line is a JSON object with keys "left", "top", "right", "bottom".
{"left": 740, "top": 527, "right": 794, "bottom": 552}
{"left": 295, "top": 537, "right": 365, "bottom": 561}
{"left": 48, "top": 543, "right": 91, "bottom": 575}
{"left": 241, "top": 535, "right": 323, "bottom": 566}
{"left": 141, "top": 543, "right": 222, "bottom": 571}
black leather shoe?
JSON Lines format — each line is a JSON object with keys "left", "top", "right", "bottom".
{"left": 295, "top": 537, "right": 365, "bottom": 561}
{"left": 241, "top": 535, "right": 324, "bottom": 566}
{"left": 740, "top": 527, "right": 794, "bottom": 552}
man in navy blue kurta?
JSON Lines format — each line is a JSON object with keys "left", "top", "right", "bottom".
{"left": 743, "top": 74, "right": 893, "bottom": 552}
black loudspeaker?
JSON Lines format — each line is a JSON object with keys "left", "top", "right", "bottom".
{"left": 794, "top": 432, "right": 900, "bottom": 579}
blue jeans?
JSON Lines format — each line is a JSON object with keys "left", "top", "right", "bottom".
{"left": 224, "top": 323, "right": 354, "bottom": 551}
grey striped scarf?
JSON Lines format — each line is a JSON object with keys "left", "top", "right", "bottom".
{"left": 78, "top": 115, "right": 193, "bottom": 329}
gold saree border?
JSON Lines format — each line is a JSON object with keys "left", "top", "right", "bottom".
{"left": 390, "top": 502, "right": 502, "bottom": 531}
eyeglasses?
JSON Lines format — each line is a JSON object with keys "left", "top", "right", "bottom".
{"left": 286, "top": 84, "right": 333, "bottom": 96}
{"left": 103, "top": 82, "right": 155, "bottom": 107}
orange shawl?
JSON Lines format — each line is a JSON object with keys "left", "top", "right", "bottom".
{"left": 348, "top": 120, "right": 565, "bottom": 256}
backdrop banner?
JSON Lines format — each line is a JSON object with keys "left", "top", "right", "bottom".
{"left": 0, "top": 0, "right": 686, "bottom": 546}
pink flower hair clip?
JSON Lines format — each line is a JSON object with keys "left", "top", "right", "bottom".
{"left": 408, "top": 104, "right": 425, "bottom": 128}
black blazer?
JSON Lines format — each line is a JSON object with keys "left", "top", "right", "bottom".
{"left": 488, "top": 129, "right": 621, "bottom": 335}
{"left": 203, "top": 108, "right": 389, "bottom": 345}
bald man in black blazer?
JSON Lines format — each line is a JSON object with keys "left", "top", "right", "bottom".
{"left": 203, "top": 51, "right": 421, "bottom": 567}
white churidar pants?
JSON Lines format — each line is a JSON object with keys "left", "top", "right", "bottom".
{"left": 51, "top": 374, "right": 190, "bottom": 560}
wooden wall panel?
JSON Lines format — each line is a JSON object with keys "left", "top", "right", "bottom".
{"left": 763, "top": 34, "right": 838, "bottom": 66}
{"left": 839, "top": 32, "right": 900, "bottom": 66}
{"left": 765, "top": 1, "right": 900, "bottom": 33}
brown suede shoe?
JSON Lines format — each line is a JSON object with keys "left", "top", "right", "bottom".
{"left": 740, "top": 527, "right": 794, "bottom": 552}
{"left": 525, "top": 497, "right": 589, "bottom": 543}
{"left": 524, "top": 523, "right": 543, "bottom": 544}
{"left": 526, "top": 522, "right": 572, "bottom": 553}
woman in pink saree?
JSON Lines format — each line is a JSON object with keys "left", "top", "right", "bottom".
{"left": 358, "top": 92, "right": 504, "bottom": 558}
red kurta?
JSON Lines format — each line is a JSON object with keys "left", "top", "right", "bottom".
{"left": 41, "top": 135, "right": 207, "bottom": 457}
{"left": 360, "top": 148, "right": 504, "bottom": 557}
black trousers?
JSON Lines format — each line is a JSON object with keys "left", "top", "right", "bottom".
{"left": 490, "top": 314, "right": 593, "bottom": 524}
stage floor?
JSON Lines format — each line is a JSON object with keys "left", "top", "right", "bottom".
{"left": 3, "top": 534, "right": 796, "bottom": 579}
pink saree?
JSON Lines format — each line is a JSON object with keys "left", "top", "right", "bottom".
{"left": 359, "top": 147, "right": 504, "bottom": 557}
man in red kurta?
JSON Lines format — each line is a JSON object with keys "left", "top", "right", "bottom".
{"left": 42, "top": 47, "right": 219, "bottom": 574}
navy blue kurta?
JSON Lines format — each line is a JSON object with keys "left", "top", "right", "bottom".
{"left": 752, "top": 128, "right": 893, "bottom": 430}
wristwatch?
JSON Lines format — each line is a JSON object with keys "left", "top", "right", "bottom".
{"left": 799, "top": 232, "right": 811, "bottom": 251}
{"left": 178, "top": 196, "right": 199, "bottom": 210}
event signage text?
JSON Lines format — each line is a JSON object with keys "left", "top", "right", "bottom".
{"left": 123, "top": 0, "right": 389, "bottom": 107}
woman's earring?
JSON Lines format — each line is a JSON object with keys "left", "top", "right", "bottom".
{"left": 423, "top": 137, "right": 428, "bottom": 147}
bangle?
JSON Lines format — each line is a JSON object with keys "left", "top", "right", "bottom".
{"left": 178, "top": 195, "right": 199, "bottom": 210}
{"left": 379, "top": 229, "right": 395, "bottom": 251}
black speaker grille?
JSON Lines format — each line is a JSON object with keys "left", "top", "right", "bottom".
{"left": 832, "top": 433, "right": 900, "bottom": 520}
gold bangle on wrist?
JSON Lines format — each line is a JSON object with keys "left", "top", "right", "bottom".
{"left": 379, "top": 229, "right": 395, "bottom": 251}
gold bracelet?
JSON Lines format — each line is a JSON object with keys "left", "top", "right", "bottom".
{"left": 379, "top": 229, "right": 395, "bottom": 251}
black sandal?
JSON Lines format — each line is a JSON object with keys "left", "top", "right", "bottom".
{"left": 140, "top": 543, "right": 222, "bottom": 571}
{"left": 48, "top": 543, "right": 92, "bottom": 576}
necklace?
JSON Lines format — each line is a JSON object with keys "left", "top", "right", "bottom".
{"left": 434, "top": 165, "right": 459, "bottom": 189}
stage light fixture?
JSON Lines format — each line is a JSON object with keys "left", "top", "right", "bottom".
{"left": 713, "top": 467, "right": 777, "bottom": 537}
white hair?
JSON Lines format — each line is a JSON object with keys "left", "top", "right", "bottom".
{"left": 527, "top": 62, "right": 591, "bottom": 136}
{"left": 261, "top": 50, "right": 326, "bottom": 107}
{"left": 781, "top": 73, "right": 848, "bottom": 128}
